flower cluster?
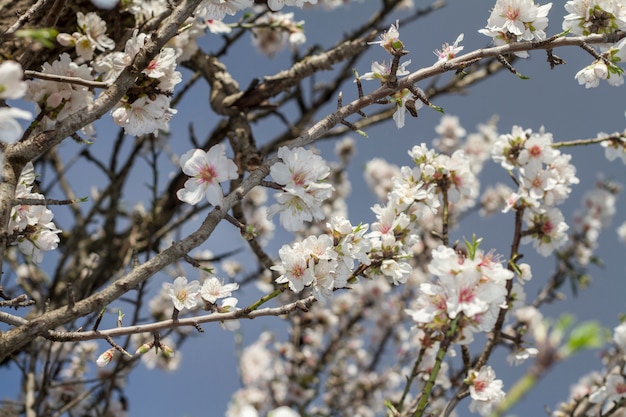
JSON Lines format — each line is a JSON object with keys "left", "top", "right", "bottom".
{"left": 575, "top": 38, "right": 626, "bottom": 87}
{"left": 9, "top": 163, "right": 62, "bottom": 263}
{"left": 479, "top": 0, "right": 552, "bottom": 58}
{"left": 405, "top": 243, "right": 514, "bottom": 344}
{"left": 563, "top": 0, "right": 626, "bottom": 35}
{"left": 251, "top": 11, "right": 306, "bottom": 57}
{"left": 272, "top": 216, "right": 371, "bottom": 302}
{"left": 267, "top": 146, "right": 334, "bottom": 231}
{"left": 97, "top": 30, "right": 182, "bottom": 136}
{"left": 492, "top": 126, "right": 578, "bottom": 255}
{"left": 56, "top": 12, "right": 114, "bottom": 63}
{"left": 25, "top": 53, "right": 94, "bottom": 127}
{"left": 163, "top": 276, "right": 239, "bottom": 330}
{"left": 176, "top": 145, "right": 239, "bottom": 206}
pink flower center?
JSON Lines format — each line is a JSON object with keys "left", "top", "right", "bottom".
{"left": 541, "top": 220, "right": 554, "bottom": 235}
{"left": 529, "top": 145, "right": 542, "bottom": 158}
{"left": 460, "top": 287, "right": 475, "bottom": 303}
{"left": 199, "top": 165, "right": 217, "bottom": 184}
{"left": 506, "top": 7, "right": 520, "bottom": 21}
{"left": 474, "top": 379, "right": 487, "bottom": 392}
{"left": 292, "top": 170, "right": 307, "bottom": 187}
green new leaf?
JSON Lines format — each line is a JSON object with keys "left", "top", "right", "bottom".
{"left": 14, "top": 28, "right": 59, "bottom": 49}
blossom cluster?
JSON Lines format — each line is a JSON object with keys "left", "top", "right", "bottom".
{"left": 405, "top": 243, "right": 514, "bottom": 345}
{"left": 272, "top": 216, "right": 371, "bottom": 302}
{"left": 267, "top": 146, "right": 334, "bottom": 232}
{"left": 9, "top": 163, "right": 62, "bottom": 263}
{"left": 160, "top": 275, "right": 241, "bottom": 330}
{"left": 479, "top": 0, "right": 552, "bottom": 58}
{"left": 492, "top": 126, "right": 579, "bottom": 255}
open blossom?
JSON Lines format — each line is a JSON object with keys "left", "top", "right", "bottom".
{"left": 195, "top": 0, "right": 254, "bottom": 20}
{"left": 111, "top": 94, "right": 177, "bottom": 136}
{"left": 251, "top": 12, "right": 306, "bottom": 57}
{"left": 359, "top": 59, "right": 411, "bottom": 82}
{"left": 56, "top": 12, "right": 114, "bottom": 62}
{"left": 405, "top": 244, "right": 513, "bottom": 344}
{"left": 369, "top": 20, "right": 403, "bottom": 54}
{"left": 267, "top": 146, "right": 333, "bottom": 231}
{"left": 164, "top": 276, "right": 201, "bottom": 311}
{"left": 0, "top": 107, "right": 32, "bottom": 144}
{"left": 267, "top": 0, "right": 318, "bottom": 10}
{"left": 563, "top": 0, "right": 626, "bottom": 35}
{"left": 434, "top": 33, "right": 464, "bottom": 63}
{"left": 0, "top": 61, "right": 28, "bottom": 99}
{"left": 600, "top": 134, "right": 626, "bottom": 163}
{"left": 9, "top": 163, "right": 61, "bottom": 263}
{"left": 589, "top": 374, "right": 626, "bottom": 412}
{"left": 25, "top": 53, "right": 94, "bottom": 122}
{"left": 467, "top": 366, "right": 506, "bottom": 416}
{"left": 479, "top": 0, "right": 552, "bottom": 58}
{"left": 200, "top": 276, "right": 239, "bottom": 304}
{"left": 176, "top": 145, "right": 239, "bottom": 206}
{"left": 522, "top": 207, "right": 569, "bottom": 256}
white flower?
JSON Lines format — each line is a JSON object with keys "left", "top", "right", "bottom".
{"left": 575, "top": 61, "right": 609, "bottom": 88}
{"left": 613, "top": 322, "right": 626, "bottom": 350}
{"left": 251, "top": 12, "right": 306, "bottom": 57}
{"left": 479, "top": 0, "right": 552, "bottom": 58}
{"left": 563, "top": 0, "right": 626, "bottom": 35}
{"left": 206, "top": 19, "right": 233, "bottom": 34}
{"left": 57, "top": 12, "right": 115, "bottom": 62}
{"left": 219, "top": 297, "right": 241, "bottom": 331}
{"left": 267, "top": 146, "right": 333, "bottom": 231}
{"left": 359, "top": 59, "right": 411, "bottom": 82}
{"left": 195, "top": 0, "right": 254, "bottom": 20}
{"left": 272, "top": 241, "right": 315, "bottom": 292}
{"left": 522, "top": 207, "right": 569, "bottom": 256}
{"left": 268, "top": 406, "right": 301, "bottom": 417}
{"left": 25, "top": 53, "right": 94, "bottom": 122}
{"left": 369, "top": 20, "right": 403, "bottom": 54}
{"left": 589, "top": 374, "right": 626, "bottom": 412}
{"left": 434, "top": 33, "right": 464, "bottom": 63}
{"left": 176, "top": 145, "right": 239, "bottom": 206}
{"left": 200, "top": 276, "right": 239, "bottom": 304}
{"left": 0, "top": 107, "right": 32, "bottom": 144}
{"left": 0, "top": 61, "right": 28, "bottom": 99}
{"left": 164, "top": 276, "right": 201, "bottom": 311}
{"left": 111, "top": 94, "right": 177, "bottom": 136}
{"left": 467, "top": 366, "right": 506, "bottom": 416}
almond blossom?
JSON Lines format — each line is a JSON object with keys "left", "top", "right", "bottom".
{"left": 479, "top": 0, "right": 552, "bottom": 58}
{"left": 164, "top": 276, "right": 201, "bottom": 311}
{"left": 466, "top": 366, "right": 506, "bottom": 416}
{"left": 405, "top": 243, "right": 513, "bottom": 344}
{"left": 177, "top": 145, "right": 239, "bottom": 206}
{"left": 434, "top": 33, "right": 464, "bottom": 63}
{"left": 563, "top": 0, "right": 626, "bottom": 35}
{"left": 56, "top": 12, "right": 114, "bottom": 63}
{"left": 267, "top": 146, "right": 333, "bottom": 231}
{"left": 200, "top": 276, "right": 240, "bottom": 304}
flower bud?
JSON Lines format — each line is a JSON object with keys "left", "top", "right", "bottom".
{"left": 96, "top": 348, "right": 117, "bottom": 368}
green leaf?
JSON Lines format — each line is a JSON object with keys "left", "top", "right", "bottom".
{"left": 14, "top": 28, "right": 59, "bottom": 49}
